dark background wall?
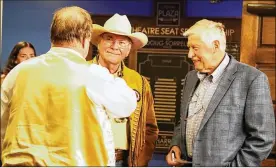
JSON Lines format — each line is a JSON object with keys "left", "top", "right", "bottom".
{"left": 1, "top": 0, "right": 242, "bottom": 68}
{"left": 0, "top": 0, "right": 242, "bottom": 166}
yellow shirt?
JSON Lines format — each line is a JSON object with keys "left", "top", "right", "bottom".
{"left": 1, "top": 47, "right": 136, "bottom": 166}
{"left": 110, "top": 118, "right": 129, "bottom": 150}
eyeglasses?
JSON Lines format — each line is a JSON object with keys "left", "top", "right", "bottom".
{"left": 101, "top": 34, "right": 131, "bottom": 49}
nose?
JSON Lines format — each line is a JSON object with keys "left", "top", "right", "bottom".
{"left": 188, "top": 49, "right": 194, "bottom": 58}
{"left": 110, "top": 41, "right": 120, "bottom": 49}
{"left": 26, "top": 55, "right": 33, "bottom": 60}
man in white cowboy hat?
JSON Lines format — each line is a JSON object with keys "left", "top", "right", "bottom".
{"left": 89, "top": 13, "right": 159, "bottom": 167}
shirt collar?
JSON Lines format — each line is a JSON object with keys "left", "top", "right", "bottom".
{"left": 196, "top": 53, "right": 230, "bottom": 83}
{"left": 197, "top": 72, "right": 208, "bottom": 81}
{"left": 50, "top": 47, "right": 85, "bottom": 60}
{"left": 211, "top": 53, "right": 230, "bottom": 83}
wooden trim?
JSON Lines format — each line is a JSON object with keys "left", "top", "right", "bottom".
{"left": 261, "top": 17, "right": 275, "bottom": 45}
{"left": 240, "top": 1, "right": 259, "bottom": 66}
{"left": 0, "top": 0, "right": 2, "bottom": 58}
{"left": 255, "top": 63, "right": 276, "bottom": 70}
{"left": 256, "top": 47, "right": 276, "bottom": 64}
{"left": 247, "top": 3, "right": 276, "bottom": 16}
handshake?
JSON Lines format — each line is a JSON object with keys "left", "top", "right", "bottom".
{"left": 166, "top": 146, "right": 192, "bottom": 167}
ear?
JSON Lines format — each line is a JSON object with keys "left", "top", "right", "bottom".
{"left": 213, "top": 40, "right": 220, "bottom": 52}
{"left": 83, "top": 38, "right": 90, "bottom": 49}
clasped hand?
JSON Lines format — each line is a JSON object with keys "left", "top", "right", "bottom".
{"left": 166, "top": 146, "right": 190, "bottom": 167}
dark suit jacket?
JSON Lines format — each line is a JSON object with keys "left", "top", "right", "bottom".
{"left": 170, "top": 55, "right": 275, "bottom": 166}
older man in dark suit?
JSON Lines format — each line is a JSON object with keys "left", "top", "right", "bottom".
{"left": 166, "top": 19, "right": 275, "bottom": 167}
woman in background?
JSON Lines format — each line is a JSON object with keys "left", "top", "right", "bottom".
{"left": 1, "top": 41, "right": 36, "bottom": 84}
{"left": 0, "top": 41, "right": 36, "bottom": 166}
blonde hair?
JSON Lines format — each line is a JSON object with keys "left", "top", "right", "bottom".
{"left": 183, "top": 19, "right": 226, "bottom": 51}
{"left": 50, "top": 6, "right": 93, "bottom": 45}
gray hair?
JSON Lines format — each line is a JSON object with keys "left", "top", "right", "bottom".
{"left": 183, "top": 19, "right": 226, "bottom": 51}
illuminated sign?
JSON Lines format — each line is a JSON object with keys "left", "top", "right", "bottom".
{"left": 157, "top": 2, "right": 180, "bottom": 26}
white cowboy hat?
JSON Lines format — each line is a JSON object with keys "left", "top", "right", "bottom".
{"left": 91, "top": 13, "right": 148, "bottom": 49}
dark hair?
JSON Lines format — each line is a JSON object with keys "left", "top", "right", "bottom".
{"left": 2, "top": 41, "right": 36, "bottom": 75}
{"left": 50, "top": 6, "right": 93, "bottom": 45}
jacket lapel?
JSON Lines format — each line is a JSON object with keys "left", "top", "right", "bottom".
{"left": 183, "top": 71, "right": 200, "bottom": 120}
{"left": 198, "top": 56, "right": 239, "bottom": 132}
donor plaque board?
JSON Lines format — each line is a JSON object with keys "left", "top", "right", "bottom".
{"left": 137, "top": 52, "right": 193, "bottom": 153}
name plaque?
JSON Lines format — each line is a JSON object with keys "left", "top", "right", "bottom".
{"left": 145, "top": 36, "right": 188, "bottom": 50}
{"left": 157, "top": 2, "right": 180, "bottom": 26}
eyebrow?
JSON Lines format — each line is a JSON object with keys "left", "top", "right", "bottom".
{"left": 102, "top": 34, "right": 112, "bottom": 38}
{"left": 106, "top": 35, "right": 131, "bottom": 42}
{"left": 20, "top": 53, "right": 34, "bottom": 55}
{"left": 188, "top": 43, "right": 200, "bottom": 47}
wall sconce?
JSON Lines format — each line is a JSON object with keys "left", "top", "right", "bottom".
{"left": 210, "top": 0, "right": 221, "bottom": 3}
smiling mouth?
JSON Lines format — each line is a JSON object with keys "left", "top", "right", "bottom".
{"left": 107, "top": 51, "right": 120, "bottom": 55}
{"left": 193, "top": 60, "right": 202, "bottom": 66}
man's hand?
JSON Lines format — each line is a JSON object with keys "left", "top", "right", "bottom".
{"left": 166, "top": 146, "right": 186, "bottom": 167}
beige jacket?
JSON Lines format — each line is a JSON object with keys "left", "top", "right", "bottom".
{"left": 1, "top": 48, "right": 136, "bottom": 166}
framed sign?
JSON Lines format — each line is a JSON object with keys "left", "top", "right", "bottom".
{"left": 137, "top": 52, "right": 194, "bottom": 153}
{"left": 156, "top": 2, "right": 180, "bottom": 26}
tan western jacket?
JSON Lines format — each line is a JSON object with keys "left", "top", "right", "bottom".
{"left": 90, "top": 58, "right": 159, "bottom": 166}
